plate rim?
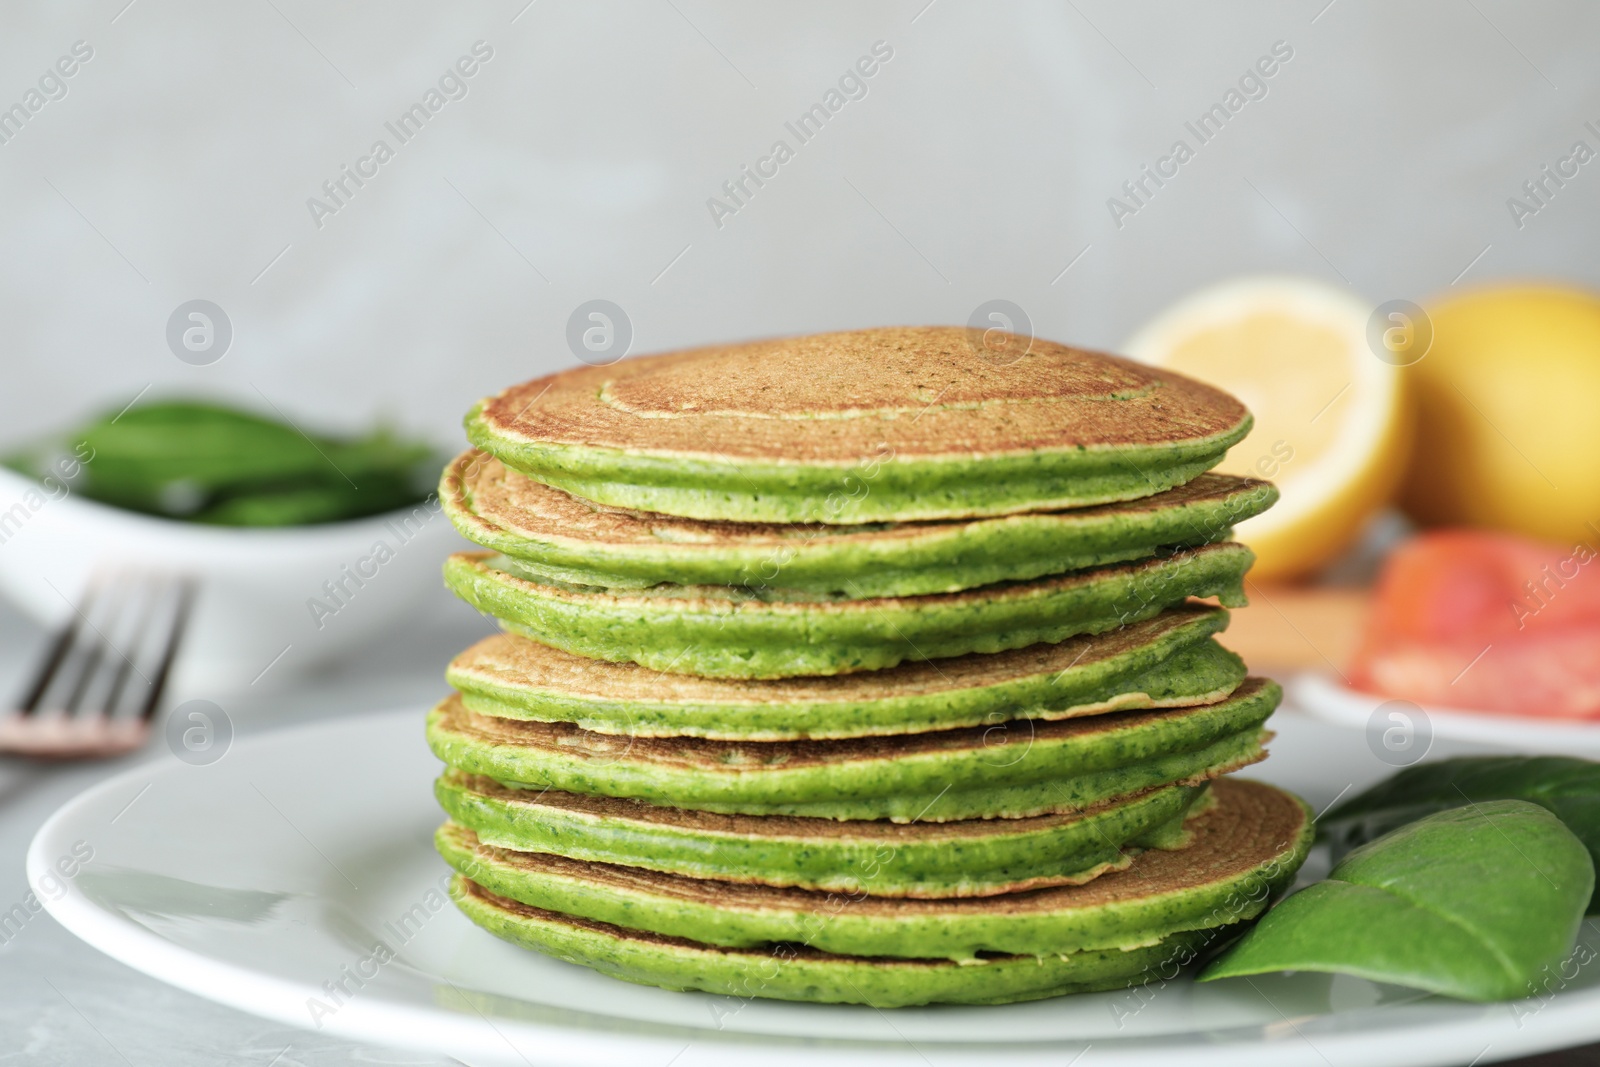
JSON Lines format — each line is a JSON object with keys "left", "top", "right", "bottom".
{"left": 1288, "top": 672, "right": 1600, "bottom": 751}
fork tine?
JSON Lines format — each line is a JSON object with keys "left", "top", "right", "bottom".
{"left": 63, "top": 573, "right": 134, "bottom": 715}
{"left": 3, "top": 571, "right": 196, "bottom": 758}
{"left": 17, "top": 575, "right": 103, "bottom": 714}
{"left": 139, "top": 577, "right": 196, "bottom": 724}
{"left": 101, "top": 573, "right": 165, "bottom": 719}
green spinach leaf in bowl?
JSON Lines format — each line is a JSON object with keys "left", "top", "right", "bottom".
{"left": 6, "top": 400, "right": 440, "bottom": 526}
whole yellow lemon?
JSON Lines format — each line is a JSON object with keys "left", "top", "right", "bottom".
{"left": 1401, "top": 285, "right": 1600, "bottom": 543}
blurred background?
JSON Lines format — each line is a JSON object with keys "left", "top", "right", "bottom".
{"left": 1, "top": 0, "right": 1594, "bottom": 439}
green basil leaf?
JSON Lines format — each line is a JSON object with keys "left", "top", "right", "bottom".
{"left": 1199, "top": 800, "right": 1594, "bottom": 1001}
{"left": 1320, "top": 756, "right": 1600, "bottom": 912}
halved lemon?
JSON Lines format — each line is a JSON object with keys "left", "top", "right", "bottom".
{"left": 1123, "top": 276, "right": 1413, "bottom": 582}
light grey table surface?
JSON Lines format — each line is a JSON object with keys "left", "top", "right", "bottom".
{"left": 0, "top": 592, "right": 1595, "bottom": 1067}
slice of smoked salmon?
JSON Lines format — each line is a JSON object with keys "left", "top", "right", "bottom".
{"left": 1350, "top": 529, "right": 1600, "bottom": 719}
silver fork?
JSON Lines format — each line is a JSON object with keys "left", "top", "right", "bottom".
{"left": 0, "top": 571, "right": 195, "bottom": 758}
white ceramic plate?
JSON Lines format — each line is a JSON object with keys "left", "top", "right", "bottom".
{"left": 31, "top": 707, "right": 1600, "bottom": 1067}
{"left": 1290, "top": 673, "right": 1600, "bottom": 758}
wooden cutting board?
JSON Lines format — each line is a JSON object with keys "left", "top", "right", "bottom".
{"left": 1219, "top": 583, "right": 1370, "bottom": 676}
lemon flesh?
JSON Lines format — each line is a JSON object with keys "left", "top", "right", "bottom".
{"left": 1125, "top": 276, "right": 1412, "bottom": 582}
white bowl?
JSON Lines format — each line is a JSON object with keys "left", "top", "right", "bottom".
{"left": 0, "top": 466, "right": 462, "bottom": 693}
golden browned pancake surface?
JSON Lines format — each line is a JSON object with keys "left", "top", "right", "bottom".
{"left": 476, "top": 327, "right": 1249, "bottom": 463}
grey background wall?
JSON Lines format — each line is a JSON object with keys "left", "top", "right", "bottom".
{"left": 1, "top": 0, "right": 1594, "bottom": 446}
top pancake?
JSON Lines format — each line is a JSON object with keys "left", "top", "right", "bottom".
{"left": 481, "top": 328, "right": 1247, "bottom": 459}
{"left": 467, "top": 327, "right": 1252, "bottom": 522}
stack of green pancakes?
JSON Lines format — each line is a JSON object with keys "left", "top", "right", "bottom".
{"left": 429, "top": 327, "right": 1313, "bottom": 1007}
